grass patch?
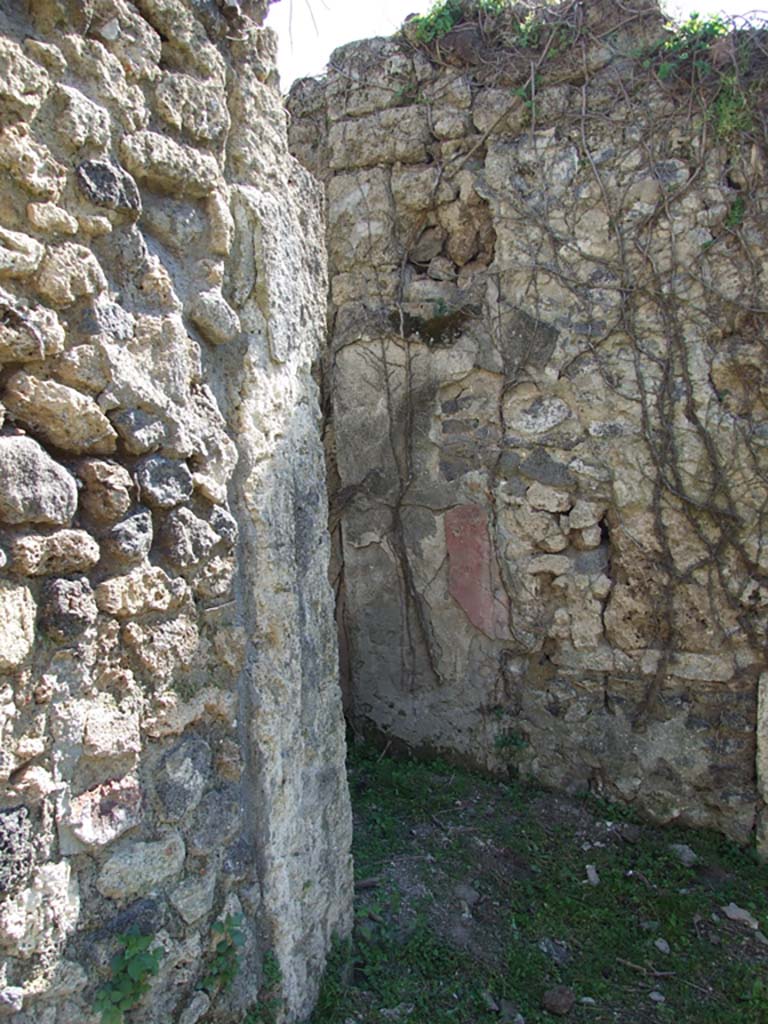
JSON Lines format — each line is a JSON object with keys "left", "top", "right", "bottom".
{"left": 312, "top": 744, "right": 767, "bottom": 1024}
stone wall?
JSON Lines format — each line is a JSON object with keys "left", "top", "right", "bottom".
{"left": 0, "top": 2, "right": 351, "bottom": 1021}
{"left": 288, "top": 0, "right": 768, "bottom": 853}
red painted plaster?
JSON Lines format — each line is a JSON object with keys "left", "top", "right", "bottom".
{"left": 445, "top": 503, "right": 509, "bottom": 640}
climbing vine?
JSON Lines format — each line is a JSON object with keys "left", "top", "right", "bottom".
{"left": 313, "top": 0, "right": 768, "bottom": 753}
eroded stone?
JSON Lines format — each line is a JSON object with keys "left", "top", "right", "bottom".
{"left": 97, "top": 833, "right": 185, "bottom": 900}
{"left": 4, "top": 372, "right": 118, "bottom": 454}
{"left": 0, "top": 437, "right": 77, "bottom": 526}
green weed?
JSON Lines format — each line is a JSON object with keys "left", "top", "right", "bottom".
{"left": 202, "top": 912, "right": 246, "bottom": 995}
{"left": 311, "top": 745, "right": 768, "bottom": 1024}
{"left": 412, "top": 0, "right": 508, "bottom": 44}
{"left": 725, "top": 195, "right": 746, "bottom": 228}
{"left": 93, "top": 929, "right": 163, "bottom": 1024}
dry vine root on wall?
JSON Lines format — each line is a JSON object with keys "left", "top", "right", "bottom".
{"left": 288, "top": 0, "right": 768, "bottom": 852}
{"left": 0, "top": 1, "right": 352, "bottom": 1022}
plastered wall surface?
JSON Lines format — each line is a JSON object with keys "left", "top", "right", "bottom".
{"left": 0, "top": 1, "right": 352, "bottom": 1020}
{"left": 288, "top": 0, "right": 768, "bottom": 854}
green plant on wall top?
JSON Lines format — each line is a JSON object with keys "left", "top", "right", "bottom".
{"left": 412, "top": 0, "right": 509, "bottom": 43}
{"left": 202, "top": 912, "right": 246, "bottom": 995}
{"left": 645, "top": 11, "right": 729, "bottom": 82}
{"left": 643, "top": 11, "right": 763, "bottom": 144}
{"left": 93, "top": 929, "right": 163, "bottom": 1024}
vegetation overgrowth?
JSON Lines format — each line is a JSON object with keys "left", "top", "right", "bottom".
{"left": 311, "top": 745, "right": 768, "bottom": 1024}
{"left": 407, "top": 0, "right": 767, "bottom": 147}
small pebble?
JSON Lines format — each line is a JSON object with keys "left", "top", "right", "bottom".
{"left": 654, "top": 938, "right": 670, "bottom": 955}
{"left": 620, "top": 823, "right": 642, "bottom": 844}
{"left": 722, "top": 902, "right": 760, "bottom": 930}
{"left": 579, "top": 996, "right": 597, "bottom": 1006}
{"left": 538, "top": 937, "right": 571, "bottom": 966}
{"left": 649, "top": 991, "right": 666, "bottom": 1004}
{"left": 542, "top": 985, "right": 576, "bottom": 1017}
{"left": 668, "top": 843, "right": 698, "bottom": 867}
{"left": 585, "top": 864, "right": 600, "bottom": 886}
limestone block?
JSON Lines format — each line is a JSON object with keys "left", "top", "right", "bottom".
{"left": 408, "top": 226, "right": 446, "bottom": 264}
{"left": 94, "top": 4, "right": 163, "bottom": 82}
{"left": 0, "top": 125, "right": 66, "bottom": 200}
{"left": 4, "top": 372, "right": 118, "bottom": 454}
{"left": 159, "top": 507, "right": 219, "bottom": 568}
{"left": 503, "top": 386, "right": 573, "bottom": 437}
{"left": 154, "top": 735, "right": 211, "bottom": 822}
{"left": 52, "top": 344, "right": 112, "bottom": 393}
{"left": 83, "top": 698, "right": 141, "bottom": 760}
{"left": 142, "top": 687, "right": 236, "bottom": 739}
{"left": 10, "top": 530, "right": 100, "bottom": 576}
{"left": 34, "top": 243, "right": 108, "bottom": 306}
{"left": 569, "top": 596, "right": 605, "bottom": 649}
{"left": 27, "top": 202, "right": 79, "bottom": 235}
{"left": 78, "top": 213, "right": 113, "bottom": 237}
{"left": 207, "top": 189, "right": 234, "bottom": 255}
{"left": 0, "top": 289, "right": 65, "bottom": 362}
{"left": 39, "top": 577, "right": 98, "bottom": 639}
{"left": 324, "top": 39, "right": 417, "bottom": 118}
{"left": 574, "top": 525, "right": 602, "bottom": 550}
{"left": 526, "top": 482, "right": 573, "bottom": 513}
{"left": 122, "top": 614, "right": 199, "bottom": 684}
{"left": 472, "top": 89, "right": 526, "bottom": 135}
{"left": 110, "top": 408, "right": 167, "bottom": 454}
{"left": 136, "top": 455, "right": 194, "bottom": 509}
{"left": 170, "top": 871, "right": 216, "bottom": 924}
{"left": 567, "top": 499, "right": 606, "bottom": 530}
{"left": 0, "top": 436, "right": 77, "bottom": 525}
{"left": 186, "top": 786, "right": 242, "bottom": 856}
{"left": 0, "top": 861, "right": 79, "bottom": 958}
{"left": 101, "top": 509, "right": 153, "bottom": 566}
{"left": 431, "top": 109, "right": 470, "bottom": 140}
{"left": 77, "top": 458, "right": 134, "bottom": 524}
{"left": 187, "top": 287, "right": 241, "bottom": 345}
{"left": 326, "top": 168, "right": 397, "bottom": 272}
{"left": 156, "top": 72, "right": 230, "bottom": 142}
{"left": 0, "top": 39, "right": 50, "bottom": 121}
{"left": 604, "top": 584, "right": 655, "bottom": 650}
{"left": 58, "top": 34, "right": 149, "bottom": 133}
{"left": 58, "top": 775, "right": 142, "bottom": 853}
{"left": 328, "top": 107, "right": 431, "bottom": 170}
{"left": 526, "top": 554, "right": 571, "bottom": 576}
{"left": 120, "top": 130, "right": 220, "bottom": 198}
{"left": 391, "top": 164, "right": 443, "bottom": 213}
{"left": 23, "top": 37, "right": 66, "bottom": 74}
{"left": 0, "top": 582, "right": 36, "bottom": 671}
{"left": 190, "top": 554, "right": 235, "bottom": 600}
{"left": 668, "top": 652, "right": 735, "bottom": 683}
{"left": 209, "top": 505, "right": 238, "bottom": 547}
{"left": 54, "top": 85, "right": 112, "bottom": 152}
{"left": 0, "top": 227, "right": 44, "bottom": 279}
{"left": 95, "top": 565, "right": 188, "bottom": 617}
{"left": 97, "top": 833, "right": 185, "bottom": 899}
{"left": 75, "top": 159, "right": 141, "bottom": 218}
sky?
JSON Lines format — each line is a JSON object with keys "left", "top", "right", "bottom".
{"left": 265, "top": 0, "right": 764, "bottom": 91}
